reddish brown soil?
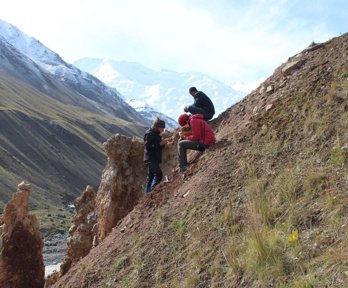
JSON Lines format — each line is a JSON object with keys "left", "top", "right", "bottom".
{"left": 52, "top": 33, "right": 348, "bottom": 288}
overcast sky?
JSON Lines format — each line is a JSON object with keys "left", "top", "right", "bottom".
{"left": 1, "top": 0, "right": 347, "bottom": 88}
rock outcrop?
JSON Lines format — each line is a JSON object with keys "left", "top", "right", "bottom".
{"left": 281, "top": 57, "right": 306, "bottom": 76}
{"left": 46, "top": 185, "right": 97, "bottom": 287}
{"left": 60, "top": 185, "right": 96, "bottom": 275}
{"left": 47, "top": 132, "right": 179, "bottom": 285}
{"left": 96, "top": 134, "right": 147, "bottom": 241}
{"left": 96, "top": 133, "right": 178, "bottom": 241}
{"left": 0, "top": 182, "right": 45, "bottom": 288}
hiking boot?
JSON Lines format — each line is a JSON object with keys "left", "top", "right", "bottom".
{"left": 180, "top": 166, "right": 188, "bottom": 172}
{"left": 144, "top": 183, "right": 151, "bottom": 193}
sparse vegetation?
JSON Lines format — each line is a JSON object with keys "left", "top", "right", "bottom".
{"left": 274, "top": 168, "right": 300, "bottom": 203}
{"left": 328, "top": 146, "right": 348, "bottom": 166}
{"left": 32, "top": 206, "right": 72, "bottom": 237}
{"left": 170, "top": 218, "right": 187, "bottom": 239}
{"left": 115, "top": 257, "right": 130, "bottom": 271}
{"left": 38, "top": 31, "right": 348, "bottom": 288}
{"left": 244, "top": 226, "right": 292, "bottom": 285}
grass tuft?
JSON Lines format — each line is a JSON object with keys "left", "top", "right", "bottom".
{"left": 170, "top": 218, "right": 187, "bottom": 240}
{"left": 303, "top": 170, "right": 328, "bottom": 198}
{"left": 244, "top": 226, "right": 292, "bottom": 285}
{"left": 273, "top": 168, "right": 300, "bottom": 203}
{"left": 328, "top": 146, "right": 348, "bottom": 167}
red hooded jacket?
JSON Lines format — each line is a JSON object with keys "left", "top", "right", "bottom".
{"left": 183, "top": 114, "right": 216, "bottom": 146}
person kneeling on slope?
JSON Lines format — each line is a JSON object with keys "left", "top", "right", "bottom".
{"left": 144, "top": 117, "right": 168, "bottom": 192}
{"left": 177, "top": 113, "right": 216, "bottom": 172}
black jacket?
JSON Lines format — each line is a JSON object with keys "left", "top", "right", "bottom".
{"left": 144, "top": 128, "right": 163, "bottom": 163}
{"left": 191, "top": 91, "right": 215, "bottom": 117}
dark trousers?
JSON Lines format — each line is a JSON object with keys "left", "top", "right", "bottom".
{"left": 145, "top": 161, "right": 163, "bottom": 192}
{"left": 178, "top": 140, "right": 206, "bottom": 169}
{"left": 187, "top": 105, "right": 213, "bottom": 120}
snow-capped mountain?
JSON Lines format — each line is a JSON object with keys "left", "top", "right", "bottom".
{"left": 0, "top": 20, "right": 63, "bottom": 65}
{"left": 0, "top": 19, "right": 147, "bottom": 125}
{"left": 73, "top": 58, "right": 246, "bottom": 122}
{"left": 128, "top": 99, "right": 178, "bottom": 129}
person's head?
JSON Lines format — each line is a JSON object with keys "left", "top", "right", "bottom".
{"left": 152, "top": 117, "right": 166, "bottom": 133}
{"left": 178, "top": 113, "right": 190, "bottom": 127}
{"left": 189, "top": 87, "right": 198, "bottom": 97}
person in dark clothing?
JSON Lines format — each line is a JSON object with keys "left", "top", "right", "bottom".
{"left": 184, "top": 87, "right": 215, "bottom": 121}
{"left": 177, "top": 113, "right": 216, "bottom": 172}
{"left": 144, "top": 117, "right": 168, "bottom": 193}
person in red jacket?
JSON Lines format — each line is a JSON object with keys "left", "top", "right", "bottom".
{"left": 177, "top": 113, "right": 216, "bottom": 172}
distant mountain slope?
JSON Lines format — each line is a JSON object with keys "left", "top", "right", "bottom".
{"left": 0, "top": 20, "right": 148, "bottom": 213}
{"left": 0, "top": 19, "right": 147, "bottom": 124}
{"left": 73, "top": 58, "right": 245, "bottom": 121}
{"left": 0, "top": 70, "right": 143, "bottom": 211}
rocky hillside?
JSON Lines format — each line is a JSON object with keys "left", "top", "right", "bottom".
{"left": 49, "top": 33, "right": 348, "bottom": 287}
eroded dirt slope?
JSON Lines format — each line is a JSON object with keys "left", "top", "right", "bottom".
{"left": 52, "top": 33, "right": 348, "bottom": 288}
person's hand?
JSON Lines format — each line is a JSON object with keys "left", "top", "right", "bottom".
{"left": 160, "top": 139, "right": 168, "bottom": 146}
{"left": 184, "top": 106, "right": 189, "bottom": 112}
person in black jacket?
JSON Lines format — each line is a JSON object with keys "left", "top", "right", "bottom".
{"left": 184, "top": 87, "right": 215, "bottom": 121}
{"left": 144, "top": 117, "right": 168, "bottom": 193}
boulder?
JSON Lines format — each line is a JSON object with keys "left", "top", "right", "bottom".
{"left": 282, "top": 59, "right": 306, "bottom": 76}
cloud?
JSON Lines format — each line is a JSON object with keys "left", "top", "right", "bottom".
{"left": 1, "top": 0, "right": 345, "bottom": 83}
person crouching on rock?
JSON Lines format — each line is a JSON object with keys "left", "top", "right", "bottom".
{"left": 144, "top": 117, "right": 168, "bottom": 192}
{"left": 177, "top": 113, "right": 216, "bottom": 172}
{"left": 184, "top": 87, "right": 215, "bottom": 121}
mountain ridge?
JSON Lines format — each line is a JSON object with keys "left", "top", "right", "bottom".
{"left": 73, "top": 58, "right": 245, "bottom": 123}
{"left": 0, "top": 19, "right": 147, "bottom": 124}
